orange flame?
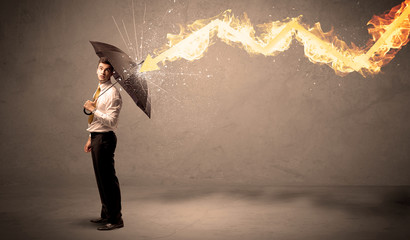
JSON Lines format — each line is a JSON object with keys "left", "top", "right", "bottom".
{"left": 365, "top": 0, "right": 410, "bottom": 72}
{"left": 141, "top": 1, "right": 410, "bottom": 76}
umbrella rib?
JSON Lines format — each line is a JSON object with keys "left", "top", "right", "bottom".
{"left": 135, "top": 74, "right": 150, "bottom": 107}
{"left": 137, "top": 74, "right": 147, "bottom": 95}
{"left": 135, "top": 74, "right": 152, "bottom": 113}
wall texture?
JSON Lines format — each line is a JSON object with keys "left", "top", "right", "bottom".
{"left": 1, "top": 0, "right": 409, "bottom": 186}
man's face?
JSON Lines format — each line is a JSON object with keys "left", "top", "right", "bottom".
{"left": 96, "top": 62, "right": 113, "bottom": 83}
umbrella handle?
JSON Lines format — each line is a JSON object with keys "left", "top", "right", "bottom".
{"left": 83, "top": 107, "right": 92, "bottom": 115}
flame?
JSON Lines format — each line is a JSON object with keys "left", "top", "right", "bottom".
{"left": 143, "top": 1, "right": 410, "bottom": 76}
{"left": 365, "top": 0, "right": 410, "bottom": 73}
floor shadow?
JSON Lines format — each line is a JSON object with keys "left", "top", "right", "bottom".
{"left": 69, "top": 218, "right": 103, "bottom": 229}
{"left": 139, "top": 185, "right": 410, "bottom": 219}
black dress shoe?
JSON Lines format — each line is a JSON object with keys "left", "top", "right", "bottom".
{"left": 97, "top": 221, "right": 124, "bottom": 231}
{"left": 90, "top": 218, "right": 108, "bottom": 224}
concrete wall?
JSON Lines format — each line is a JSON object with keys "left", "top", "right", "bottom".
{"left": 1, "top": 0, "right": 409, "bottom": 186}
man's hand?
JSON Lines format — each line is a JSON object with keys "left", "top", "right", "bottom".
{"left": 84, "top": 137, "right": 92, "bottom": 153}
{"left": 84, "top": 100, "right": 97, "bottom": 113}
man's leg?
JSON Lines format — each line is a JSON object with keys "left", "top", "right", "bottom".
{"left": 92, "top": 132, "right": 123, "bottom": 228}
{"left": 91, "top": 134, "right": 108, "bottom": 221}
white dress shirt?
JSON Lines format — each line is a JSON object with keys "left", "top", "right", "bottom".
{"left": 87, "top": 80, "right": 122, "bottom": 132}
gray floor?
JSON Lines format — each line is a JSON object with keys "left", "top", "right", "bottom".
{"left": 1, "top": 182, "right": 410, "bottom": 240}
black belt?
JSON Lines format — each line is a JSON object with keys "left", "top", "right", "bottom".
{"left": 91, "top": 131, "right": 114, "bottom": 137}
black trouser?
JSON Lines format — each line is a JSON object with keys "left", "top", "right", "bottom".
{"left": 91, "top": 131, "right": 122, "bottom": 223}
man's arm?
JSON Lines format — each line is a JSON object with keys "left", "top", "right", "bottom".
{"left": 93, "top": 92, "right": 122, "bottom": 128}
{"left": 84, "top": 100, "right": 97, "bottom": 113}
{"left": 84, "top": 136, "right": 92, "bottom": 153}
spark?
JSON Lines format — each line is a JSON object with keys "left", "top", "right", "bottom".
{"left": 132, "top": 0, "right": 140, "bottom": 60}
{"left": 122, "top": 19, "right": 136, "bottom": 60}
{"left": 112, "top": 16, "right": 128, "bottom": 53}
{"left": 141, "top": 1, "right": 147, "bottom": 58}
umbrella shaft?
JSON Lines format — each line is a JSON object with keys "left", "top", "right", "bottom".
{"left": 94, "top": 80, "right": 119, "bottom": 100}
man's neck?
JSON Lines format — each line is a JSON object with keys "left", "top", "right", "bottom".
{"left": 99, "top": 79, "right": 112, "bottom": 85}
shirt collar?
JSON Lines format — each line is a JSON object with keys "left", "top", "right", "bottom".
{"left": 99, "top": 80, "right": 112, "bottom": 91}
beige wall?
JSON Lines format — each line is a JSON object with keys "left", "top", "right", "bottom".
{"left": 1, "top": 0, "right": 409, "bottom": 186}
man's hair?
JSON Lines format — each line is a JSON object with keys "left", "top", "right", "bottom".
{"left": 98, "top": 57, "right": 114, "bottom": 72}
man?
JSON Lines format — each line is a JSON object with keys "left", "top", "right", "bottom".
{"left": 83, "top": 57, "right": 124, "bottom": 231}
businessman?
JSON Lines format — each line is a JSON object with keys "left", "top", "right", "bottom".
{"left": 83, "top": 57, "right": 124, "bottom": 231}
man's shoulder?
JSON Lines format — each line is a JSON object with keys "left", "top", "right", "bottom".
{"left": 107, "top": 85, "right": 122, "bottom": 98}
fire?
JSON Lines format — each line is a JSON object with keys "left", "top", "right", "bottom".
{"left": 365, "top": 0, "right": 410, "bottom": 73}
{"left": 141, "top": 1, "right": 410, "bottom": 76}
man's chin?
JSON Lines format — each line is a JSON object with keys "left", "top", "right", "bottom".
{"left": 99, "top": 79, "right": 111, "bottom": 84}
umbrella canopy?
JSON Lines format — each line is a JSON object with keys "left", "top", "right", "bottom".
{"left": 90, "top": 41, "right": 151, "bottom": 118}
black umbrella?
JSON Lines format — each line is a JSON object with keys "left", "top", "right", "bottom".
{"left": 86, "top": 41, "right": 151, "bottom": 118}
